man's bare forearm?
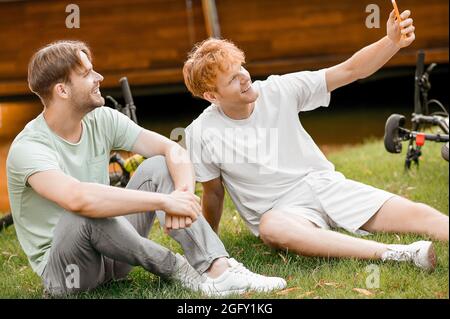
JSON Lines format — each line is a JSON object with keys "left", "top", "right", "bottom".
{"left": 131, "top": 130, "right": 196, "bottom": 193}
{"left": 202, "top": 191, "right": 224, "bottom": 233}
{"left": 73, "top": 182, "right": 167, "bottom": 218}
{"left": 165, "top": 142, "right": 197, "bottom": 193}
{"left": 349, "top": 36, "right": 400, "bottom": 80}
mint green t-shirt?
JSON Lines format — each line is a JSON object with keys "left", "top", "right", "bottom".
{"left": 6, "top": 106, "right": 143, "bottom": 275}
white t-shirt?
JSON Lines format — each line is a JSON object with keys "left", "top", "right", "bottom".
{"left": 185, "top": 69, "right": 334, "bottom": 235}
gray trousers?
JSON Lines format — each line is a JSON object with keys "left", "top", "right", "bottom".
{"left": 41, "top": 156, "right": 228, "bottom": 296}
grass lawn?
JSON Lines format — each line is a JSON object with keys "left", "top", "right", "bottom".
{"left": 0, "top": 138, "right": 448, "bottom": 299}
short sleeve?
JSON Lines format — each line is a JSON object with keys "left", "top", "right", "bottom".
{"left": 185, "top": 124, "right": 221, "bottom": 183}
{"left": 98, "top": 107, "right": 143, "bottom": 151}
{"left": 7, "top": 141, "right": 60, "bottom": 187}
{"left": 268, "top": 69, "right": 331, "bottom": 113}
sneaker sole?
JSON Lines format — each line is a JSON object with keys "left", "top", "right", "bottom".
{"left": 426, "top": 242, "right": 437, "bottom": 272}
{"left": 202, "top": 288, "right": 248, "bottom": 297}
{"left": 203, "top": 285, "right": 285, "bottom": 297}
{"left": 416, "top": 241, "right": 437, "bottom": 271}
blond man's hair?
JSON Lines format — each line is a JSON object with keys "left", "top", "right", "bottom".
{"left": 183, "top": 38, "right": 245, "bottom": 98}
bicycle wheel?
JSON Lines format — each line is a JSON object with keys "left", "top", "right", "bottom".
{"left": 384, "top": 114, "right": 406, "bottom": 153}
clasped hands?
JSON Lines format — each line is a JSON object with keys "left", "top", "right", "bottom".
{"left": 162, "top": 185, "right": 201, "bottom": 233}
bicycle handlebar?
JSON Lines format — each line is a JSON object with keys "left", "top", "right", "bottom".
{"left": 120, "top": 77, "right": 134, "bottom": 106}
{"left": 425, "top": 63, "right": 437, "bottom": 78}
{"left": 119, "top": 77, "right": 138, "bottom": 124}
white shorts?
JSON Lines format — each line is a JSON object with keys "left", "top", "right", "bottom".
{"left": 271, "top": 170, "right": 397, "bottom": 235}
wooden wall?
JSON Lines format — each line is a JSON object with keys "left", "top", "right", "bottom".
{"left": 216, "top": 0, "right": 449, "bottom": 74}
{"left": 0, "top": 0, "right": 448, "bottom": 98}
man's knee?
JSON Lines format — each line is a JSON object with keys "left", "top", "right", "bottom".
{"left": 136, "top": 155, "right": 170, "bottom": 181}
{"left": 258, "top": 211, "right": 285, "bottom": 248}
{"left": 127, "top": 155, "right": 173, "bottom": 193}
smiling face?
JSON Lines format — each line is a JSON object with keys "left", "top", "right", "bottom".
{"left": 65, "top": 51, "right": 104, "bottom": 113}
{"left": 207, "top": 63, "right": 259, "bottom": 110}
{"left": 183, "top": 38, "right": 259, "bottom": 113}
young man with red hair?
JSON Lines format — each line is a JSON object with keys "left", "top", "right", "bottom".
{"left": 184, "top": 10, "right": 448, "bottom": 271}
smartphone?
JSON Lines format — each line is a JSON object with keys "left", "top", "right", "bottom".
{"left": 391, "top": 0, "right": 402, "bottom": 22}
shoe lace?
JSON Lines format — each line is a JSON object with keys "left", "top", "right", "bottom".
{"left": 228, "top": 261, "right": 263, "bottom": 279}
{"left": 385, "top": 248, "right": 418, "bottom": 262}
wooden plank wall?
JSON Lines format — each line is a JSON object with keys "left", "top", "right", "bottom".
{"left": 216, "top": 0, "right": 449, "bottom": 74}
{"left": 0, "top": 0, "right": 448, "bottom": 98}
{"left": 0, "top": 0, "right": 208, "bottom": 97}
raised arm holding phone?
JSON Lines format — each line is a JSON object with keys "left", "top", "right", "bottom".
{"left": 184, "top": 6, "right": 447, "bottom": 274}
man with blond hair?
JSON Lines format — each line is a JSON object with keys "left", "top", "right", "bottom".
{"left": 6, "top": 40, "right": 287, "bottom": 297}
{"left": 184, "top": 9, "right": 448, "bottom": 271}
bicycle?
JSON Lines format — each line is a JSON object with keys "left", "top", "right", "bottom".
{"left": 0, "top": 77, "right": 144, "bottom": 232}
{"left": 384, "top": 50, "right": 449, "bottom": 169}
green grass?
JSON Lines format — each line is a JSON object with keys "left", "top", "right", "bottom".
{"left": 0, "top": 138, "right": 448, "bottom": 299}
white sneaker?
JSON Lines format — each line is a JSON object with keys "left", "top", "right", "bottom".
{"left": 381, "top": 241, "right": 437, "bottom": 271}
{"left": 171, "top": 253, "right": 203, "bottom": 291}
{"left": 200, "top": 258, "right": 287, "bottom": 296}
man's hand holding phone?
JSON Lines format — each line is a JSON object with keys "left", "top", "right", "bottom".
{"left": 388, "top": 0, "right": 416, "bottom": 48}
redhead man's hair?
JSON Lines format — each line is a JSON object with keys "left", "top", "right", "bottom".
{"left": 28, "top": 40, "right": 92, "bottom": 105}
{"left": 183, "top": 38, "right": 245, "bottom": 98}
